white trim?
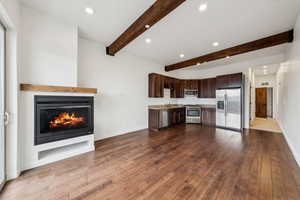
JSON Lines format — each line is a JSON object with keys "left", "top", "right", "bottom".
{"left": 278, "top": 120, "right": 300, "bottom": 167}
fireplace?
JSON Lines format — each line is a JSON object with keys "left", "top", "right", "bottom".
{"left": 34, "top": 96, "right": 94, "bottom": 145}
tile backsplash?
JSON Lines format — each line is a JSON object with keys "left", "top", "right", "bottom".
{"left": 148, "top": 89, "right": 216, "bottom": 105}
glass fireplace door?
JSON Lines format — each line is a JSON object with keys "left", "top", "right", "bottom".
{"left": 0, "top": 22, "right": 6, "bottom": 191}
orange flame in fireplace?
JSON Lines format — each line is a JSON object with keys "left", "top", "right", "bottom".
{"left": 49, "top": 112, "right": 85, "bottom": 128}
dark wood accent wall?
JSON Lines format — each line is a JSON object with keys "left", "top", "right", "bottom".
{"left": 165, "top": 30, "right": 294, "bottom": 71}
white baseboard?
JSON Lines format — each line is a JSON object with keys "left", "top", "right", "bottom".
{"left": 6, "top": 169, "right": 21, "bottom": 180}
{"left": 278, "top": 120, "right": 300, "bottom": 167}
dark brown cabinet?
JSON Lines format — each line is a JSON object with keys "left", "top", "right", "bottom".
{"left": 149, "top": 72, "right": 243, "bottom": 98}
{"left": 149, "top": 107, "right": 185, "bottom": 131}
{"left": 199, "top": 78, "right": 216, "bottom": 98}
{"left": 201, "top": 108, "right": 216, "bottom": 126}
{"left": 216, "top": 73, "right": 243, "bottom": 89}
{"left": 171, "top": 80, "right": 184, "bottom": 98}
{"left": 169, "top": 108, "right": 185, "bottom": 126}
{"left": 149, "top": 73, "right": 164, "bottom": 98}
{"left": 184, "top": 80, "right": 198, "bottom": 90}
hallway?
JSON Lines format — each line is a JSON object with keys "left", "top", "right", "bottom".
{"left": 250, "top": 118, "right": 282, "bottom": 133}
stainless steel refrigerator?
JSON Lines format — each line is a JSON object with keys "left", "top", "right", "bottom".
{"left": 216, "top": 88, "right": 242, "bottom": 131}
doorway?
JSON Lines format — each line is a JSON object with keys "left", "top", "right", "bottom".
{"left": 252, "top": 87, "right": 281, "bottom": 132}
{"left": 0, "top": 22, "right": 6, "bottom": 191}
{"left": 255, "top": 88, "right": 274, "bottom": 118}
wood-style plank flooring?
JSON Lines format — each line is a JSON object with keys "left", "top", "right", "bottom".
{"left": 1, "top": 125, "right": 300, "bottom": 200}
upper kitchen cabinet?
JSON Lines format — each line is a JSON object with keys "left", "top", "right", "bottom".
{"left": 171, "top": 79, "right": 184, "bottom": 98}
{"left": 164, "top": 76, "right": 174, "bottom": 89}
{"left": 184, "top": 80, "right": 198, "bottom": 90}
{"left": 149, "top": 73, "right": 164, "bottom": 98}
{"left": 199, "top": 78, "right": 216, "bottom": 98}
{"left": 216, "top": 73, "right": 243, "bottom": 89}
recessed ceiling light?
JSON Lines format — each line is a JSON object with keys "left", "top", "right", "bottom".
{"left": 213, "top": 42, "right": 219, "bottom": 47}
{"left": 180, "top": 54, "right": 185, "bottom": 58}
{"left": 263, "top": 65, "right": 268, "bottom": 69}
{"left": 145, "top": 24, "right": 150, "bottom": 29}
{"left": 199, "top": 3, "right": 208, "bottom": 12}
{"left": 226, "top": 56, "right": 231, "bottom": 59}
{"left": 145, "top": 38, "right": 151, "bottom": 44}
{"left": 85, "top": 7, "right": 94, "bottom": 15}
{"left": 197, "top": 62, "right": 200, "bottom": 66}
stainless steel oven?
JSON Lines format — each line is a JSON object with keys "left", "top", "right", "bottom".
{"left": 186, "top": 106, "right": 201, "bottom": 124}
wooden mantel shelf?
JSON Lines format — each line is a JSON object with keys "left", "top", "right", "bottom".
{"left": 20, "top": 84, "right": 98, "bottom": 94}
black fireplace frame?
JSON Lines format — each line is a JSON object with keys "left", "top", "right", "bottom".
{"left": 34, "top": 96, "right": 94, "bottom": 145}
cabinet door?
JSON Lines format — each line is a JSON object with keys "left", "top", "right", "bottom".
{"left": 171, "top": 80, "right": 184, "bottom": 98}
{"left": 184, "top": 80, "right": 198, "bottom": 90}
{"left": 149, "top": 73, "right": 164, "bottom": 98}
{"left": 198, "top": 80, "right": 202, "bottom": 98}
{"left": 202, "top": 108, "right": 216, "bottom": 126}
{"left": 169, "top": 109, "right": 176, "bottom": 125}
{"left": 200, "top": 79, "right": 212, "bottom": 98}
{"left": 180, "top": 108, "right": 186, "bottom": 123}
{"left": 208, "top": 78, "right": 216, "bottom": 98}
{"left": 191, "top": 80, "right": 198, "bottom": 90}
{"left": 216, "top": 75, "right": 229, "bottom": 89}
{"left": 228, "top": 73, "right": 243, "bottom": 88}
{"left": 183, "top": 80, "right": 190, "bottom": 89}
{"left": 216, "top": 73, "right": 243, "bottom": 89}
{"left": 149, "top": 109, "right": 160, "bottom": 131}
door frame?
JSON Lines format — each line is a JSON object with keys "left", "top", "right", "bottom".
{"left": 0, "top": 20, "right": 6, "bottom": 192}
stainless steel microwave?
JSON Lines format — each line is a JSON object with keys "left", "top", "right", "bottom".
{"left": 184, "top": 89, "right": 198, "bottom": 97}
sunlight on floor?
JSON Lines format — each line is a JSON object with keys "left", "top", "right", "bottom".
{"left": 250, "top": 118, "right": 282, "bottom": 133}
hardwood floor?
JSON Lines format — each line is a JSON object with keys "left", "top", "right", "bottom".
{"left": 1, "top": 125, "right": 300, "bottom": 200}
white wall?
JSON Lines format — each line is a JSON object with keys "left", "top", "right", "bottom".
{"left": 20, "top": 5, "right": 78, "bottom": 87}
{"left": 18, "top": 6, "right": 81, "bottom": 172}
{"left": 255, "top": 74, "right": 276, "bottom": 88}
{"left": 78, "top": 38, "right": 178, "bottom": 141}
{"left": 277, "top": 14, "right": 300, "bottom": 166}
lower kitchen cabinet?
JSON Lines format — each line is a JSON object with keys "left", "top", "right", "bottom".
{"left": 201, "top": 107, "right": 216, "bottom": 126}
{"left": 148, "top": 107, "right": 185, "bottom": 131}
{"left": 169, "top": 108, "right": 185, "bottom": 126}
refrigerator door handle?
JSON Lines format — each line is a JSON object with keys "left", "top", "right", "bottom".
{"left": 224, "top": 93, "right": 228, "bottom": 116}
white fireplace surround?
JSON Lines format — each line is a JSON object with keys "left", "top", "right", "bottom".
{"left": 20, "top": 91, "right": 95, "bottom": 170}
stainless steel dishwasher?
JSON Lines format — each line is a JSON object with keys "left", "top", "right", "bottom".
{"left": 159, "top": 110, "right": 169, "bottom": 128}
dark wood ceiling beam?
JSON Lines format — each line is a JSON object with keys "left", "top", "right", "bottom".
{"left": 165, "top": 30, "right": 294, "bottom": 71}
{"left": 106, "top": 0, "right": 186, "bottom": 56}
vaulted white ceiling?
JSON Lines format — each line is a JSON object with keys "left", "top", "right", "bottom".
{"left": 20, "top": 0, "right": 300, "bottom": 66}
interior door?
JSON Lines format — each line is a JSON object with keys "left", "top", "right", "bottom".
{"left": 0, "top": 22, "right": 5, "bottom": 191}
{"left": 256, "top": 88, "right": 267, "bottom": 118}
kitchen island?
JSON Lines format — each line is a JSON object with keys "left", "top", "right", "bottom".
{"left": 148, "top": 104, "right": 216, "bottom": 131}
